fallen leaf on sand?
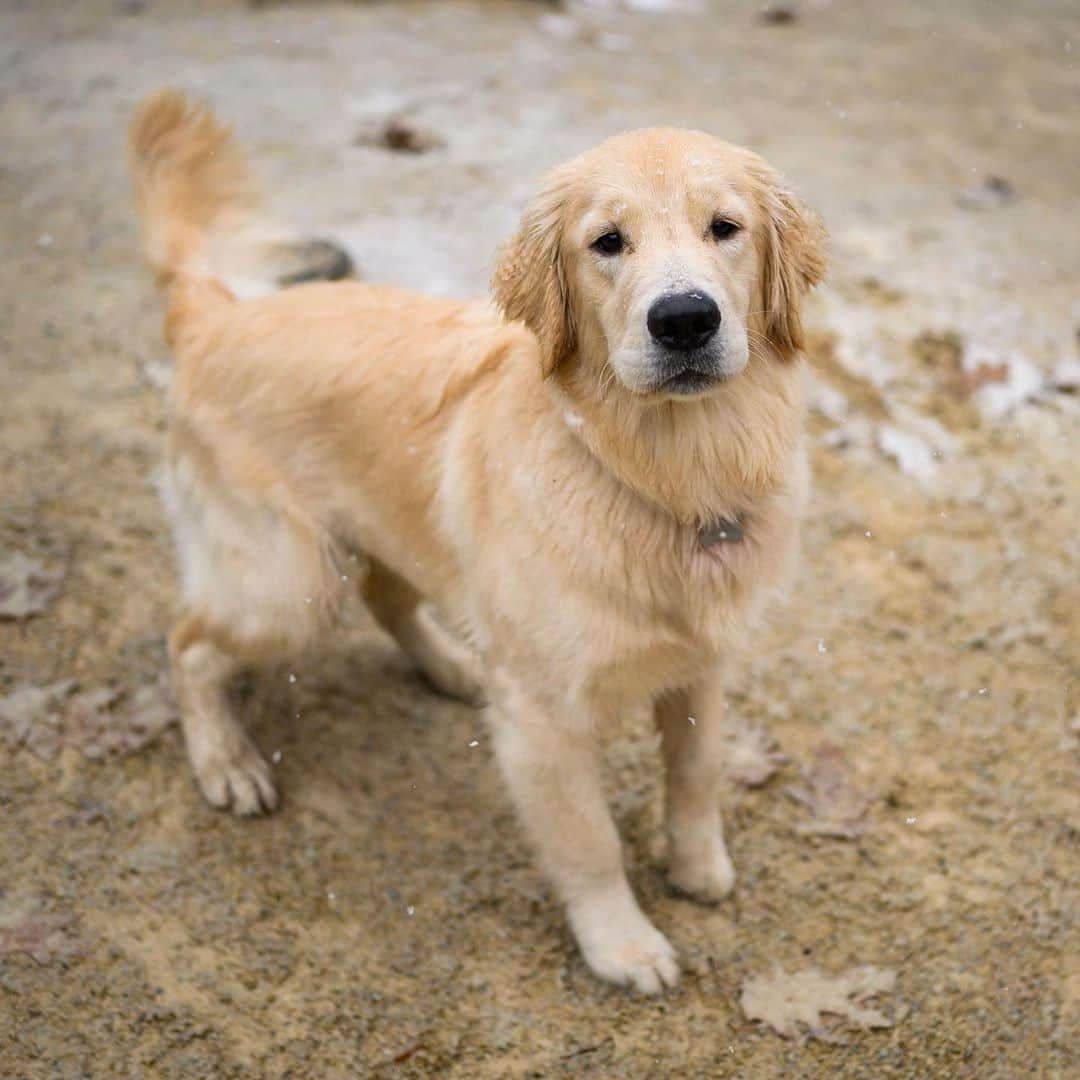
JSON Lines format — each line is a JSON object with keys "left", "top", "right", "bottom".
{"left": 964, "top": 351, "right": 1044, "bottom": 421}
{"left": 0, "top": 680, "right": 76, "bottom": 759}
{"left": 758, "top": 3, "right": 798, "bottom": 25}
{"left": 740, "top": 965, "right": 897, "bottom": 1042}
{"left": 786, "top": 744, "right": 871, "bottom": 838}
{"left": 947, "top": 361, "right": 1009, "bottom": 399}
{"left": 67, "top": 680, "right": 177, "bottom": 759}
{"left": 354, "top": 118, "right": 445, "bottom": 154}
{"left": 0, "top": 897, "right": 82, "bottom": 966}
{"left": 725, "top": 722, "right": 786, "bottom": 787}
{"left": 0, "top": 552, "right": 64, "bottom": 620}
{"left": 0, "top": 679, "right": 176, "bottom": 761}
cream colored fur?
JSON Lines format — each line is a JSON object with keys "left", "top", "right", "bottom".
{"left": 129, "top": 89, "right": 825, "bottom": 993}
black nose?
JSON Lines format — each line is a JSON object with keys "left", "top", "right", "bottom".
{"left": 647, "top": 292, "right": 721, "bottom": 351}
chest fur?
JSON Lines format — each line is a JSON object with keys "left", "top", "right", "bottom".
{"left": 537, "top": 487, "right": 803, "bottom": 712}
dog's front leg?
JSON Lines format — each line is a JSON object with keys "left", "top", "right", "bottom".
{"left": 490, "top": 680, "right": 679, "bottom": 993}
{"left": 655, "top": 676, "right": 736, "bottom": 902}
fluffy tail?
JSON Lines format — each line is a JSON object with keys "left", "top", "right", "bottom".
{"left": 129, "top": 89, "right": 260, "bottom": 289}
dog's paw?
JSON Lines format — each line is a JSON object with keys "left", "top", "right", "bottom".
{"left": 571, "top": 899, "right": 680, "bottom": 994}
{"left": 192, "top": 737, "right": 278, "bottom": 816}
{"left": 668, "top": 837, "right": 736, "bottom": 903}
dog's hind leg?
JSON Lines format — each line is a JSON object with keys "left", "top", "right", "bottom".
{"left": 162, "top": 446, "right": 344, "bottom": 814}
{"left": 362, "top": 559, "right": 483, "bottom": 704}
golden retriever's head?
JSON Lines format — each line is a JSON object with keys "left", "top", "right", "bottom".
{"left": 493, "top": 129, "right": 826, "bottom": 398}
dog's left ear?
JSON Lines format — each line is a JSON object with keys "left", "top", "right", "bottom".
{"left": 757, "top": 176, "right": 828, "bottom": 357}
{"left": 492, "top": 172, "right": 576, "bottom": 378}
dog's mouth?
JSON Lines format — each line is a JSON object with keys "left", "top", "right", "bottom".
{"left": 651, "top": 350, "right": 736, "bottom": 395}
{"left": 647, "top": 338, "right": 747, "bottom": 398}
{"left": 612, "top": 339, "right": 746, "bottom": 399}
{"left": 658, "top": 367, "right": 718, "bottom": 395}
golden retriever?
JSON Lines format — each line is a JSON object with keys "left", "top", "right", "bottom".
{"left": 129, "top": 90, "right": 825, "bottom": 993}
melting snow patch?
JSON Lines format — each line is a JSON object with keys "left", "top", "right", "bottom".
{"left": 539, "top": 14, "right": 578, "bottom": 39}
{"left": 876, "top": 425, "right": 936, "bottom": 483}
{"left": 740, "top": 965, "right": 898, "bottom": 1042}
{"left": 963, "top": 346, "right": 1044, "bottom": 421}
{"left": 1050, "top": 356, "right": 1080, "bottom": 394}
{"left": 815, "top": 286, "right": 898, "bottom": 389}
{"left": 821, "top": 415, "right": 874, "bottom": 451}
{"left": 808, "top": 377, "right": 849, "bottom": 423}
{"left": 140, "top": 358, "right": 173, "bottom": 391}
{"left": 874, "top": 407, "right": 964, "bottom": 493}
{"left": 571, "top": 0, "right": 704, "bottom": 11}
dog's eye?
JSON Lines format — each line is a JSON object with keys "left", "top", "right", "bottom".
{"left": 710, "top": 218, "right": 741, "bottom": 241}
{"left": 591, "top": 231, "right": 624, "bottom": 256}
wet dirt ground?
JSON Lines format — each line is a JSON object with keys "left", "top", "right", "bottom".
{"left": 1, "top": 1, "right": 1078, "bottom": 1076}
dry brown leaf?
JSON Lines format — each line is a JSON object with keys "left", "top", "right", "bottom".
{"left": 0, "top": 552, "right": 64, "bottom": 620}
{"left": 0, "top": 896, "right": 82, "bottom": 966}
{"left": 758, "top": 3, "right": 798, "bottom": 25}
{"left": 354, "top": 117, "right": 445, "bottom": 154}
{"left": 946, "top": 361, "right": 1010, "bottom": 400}
{"left": 0, "top": 679, "right": 175, "bottom": 761}
{"left": 740, "top": 965, "right": 897, "bottom": 1042}
{"left": 67, "top": 680, "right": 176, "bottom": 759}
{"left": 725, "top": 721, "right": 786, "bottom": 787}
{"left": 786, "top": 743, "right": 871, "bottom": 838}
{"left": 0, "top": 680, "right": 76, "bottom": 759}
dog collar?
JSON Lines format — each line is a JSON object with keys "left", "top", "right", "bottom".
{"left": 698, "top": 517, "right": 743, "bottom": 548}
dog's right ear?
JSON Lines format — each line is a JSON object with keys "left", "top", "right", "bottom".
{"left": 492, "top": 173, "right": 576, "bottom": 378}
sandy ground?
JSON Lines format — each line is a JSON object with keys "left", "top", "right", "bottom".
{"left": 2, "top": 1, "right": 1078, "bottom": 1076}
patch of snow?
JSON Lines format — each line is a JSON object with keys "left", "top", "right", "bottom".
{"left": 876, "top": 425, "right": 936, "bottom": 483}
{"left": 141, "top": 358, "right": 173, "bottom": 391}
{"left": 814, "top": 286, "right": 898, "bottom": 389}
{"left": 538, "top": 14, "right": 578, "bottom": 39}
{"left": 597, "top": 33, "right": 631, "bottom": 51}
{"left": 820, "top": 415, "right": 874, "bottom": 451}
{"left": 1050, "top": 355, "right": 1080, "bottom": 393}
{"left": 570, "top": 0, "right": 704, "bottom": 10}
{"left": 874, "top": 406, "right": 973, "bottom": 496}
{"left": 963, "top": 345, "right": 1044, "bottom": 421}
{"left": 808, "top": 377, "right": 848, "bottom": 423}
